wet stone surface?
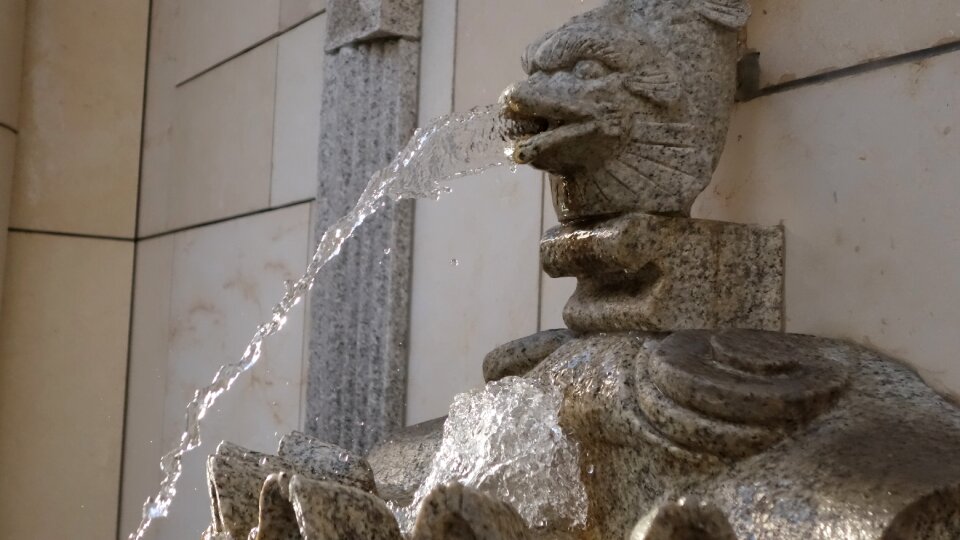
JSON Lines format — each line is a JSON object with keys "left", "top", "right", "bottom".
{"left": 366, "top": 418, "right": 446, "bottom": 507}
{"left": 410, "top": 483, "right": 532, "bottom": 540}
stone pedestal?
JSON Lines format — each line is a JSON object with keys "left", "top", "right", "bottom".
{"left": 541, "top": 212, "right": 784, "bottom": 333}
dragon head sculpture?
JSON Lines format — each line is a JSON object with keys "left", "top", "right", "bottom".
{"left": 502, "top": 0, "right": 750, "bottom": 221}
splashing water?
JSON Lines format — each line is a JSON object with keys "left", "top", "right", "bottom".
{"left": 392, "top": 377, "right": 587, "bottom": 535}
{"left": 131, "top": 105, "right": 516, "bottom": 540}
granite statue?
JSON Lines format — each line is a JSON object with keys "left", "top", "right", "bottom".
{"left": 200, "top": 1, "right": 960, "bottom": 539}
{"left": 504, "top": 0, "right": 749, "bottom": 220}
{"left": 505, "top": 0, "right": 780, "bottom": 332}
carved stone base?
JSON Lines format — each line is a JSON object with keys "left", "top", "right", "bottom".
{"left": 203, "top": 331, "right": 960, "bottom": 540}
{"left": 527, "top": 330, "right": 960, "bottom": 539}
{"left": 540, "top": 213, "right": 783, "bottom": 333}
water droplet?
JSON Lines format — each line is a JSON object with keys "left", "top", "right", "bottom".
{"left": 384, "top": 248, "right": 392, "bottom": 255}
{"left": 587, "top": 464, "right": 595, "bottom": 475}
{"left": 451, "top": 258, "right": 460, "bottom": 267}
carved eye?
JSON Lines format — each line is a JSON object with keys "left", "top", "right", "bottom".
{"left": 573, "top": 59, "right": 610, "bottom": 79}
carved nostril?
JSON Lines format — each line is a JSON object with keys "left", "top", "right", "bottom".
{"left": 514, "top": 148, "right": 534, "bottom": 164}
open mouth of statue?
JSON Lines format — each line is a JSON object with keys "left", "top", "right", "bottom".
{"left": 503, "top": 104, "right": 598, "bottom": 165}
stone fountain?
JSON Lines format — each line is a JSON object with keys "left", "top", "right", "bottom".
{"left": 200, "top": 1, "right": 960, "bottom": 538}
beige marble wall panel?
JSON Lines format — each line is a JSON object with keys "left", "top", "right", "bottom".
{"left": 272, "top": 15, "right": 326, "bottom": 206}
{"left": 281, "top": 0, "right": 326, "bottom": 29}
{"left": 175, "top": 0, "right": 280, "bottom": 83}
{"left": 695, "top": 50, "right": 960, "bottom": 399}
{"left": 0, "top": 0, "right": 25, "bottom": 128}
{"left": 135, "top": 204, "right": 310, "bottom": 539}
{"left": 119, "top": 236, "right": 175, "bottom": 540}
{"left": 10, "top": 0, "right": 147, "bottom": 237}
{"left": 0, "top": 130, "right": 15, "bottom": 310}
{"left": 408, "top": 0, "right": 458, "bottom": 425}
{"left": 407, "top": 167, "right": 544, "bottom": 425}
{"left": 749, "top": 0, "right": 960, "bottom": 87}
{"left": 0, "top": 233, "right": 133, "bottom": 539}
{"left": 166, "top": 42, "right": 277, "bottom": 232}
{"left": 138, "top": 0, "right": 182, "bottom": 237}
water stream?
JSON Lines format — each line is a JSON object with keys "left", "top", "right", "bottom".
{"left": 131, "top": 104, "right": 516, "bottom": 540}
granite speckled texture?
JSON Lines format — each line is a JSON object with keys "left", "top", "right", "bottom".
{"left": 502, "top": 0, "right": 749, "bottom": 220}
{"left": 278, "top": 431, "right": 378, "bottom": 493}
{"left": 326, "top": 0, "right": 423, "bottom": 52}
{"left": 205, "top": 435, "right": 377, "bottom": 539}
{"left": 306, "top": 0, "right": 422, "bottom": 454}
{"left": 483, "top": 329, "right": 576, "bottom": 382}
{"left": 254, "top": 473, "right": 301, "bottom": 540}
{"left": 528, "top": 330, "right": 960, "bottom": 539}
{"left": 410, "top": 483, "right": 532, "bottom": 540}
{"left": 541, "top": 212, "right": 783, "bottom": 333}
{"left": 288, "top": 475, "right": 404, "bottom": 539}
{"left": 365, "top": 418, "right": 446, "bottom": 506}
{"left": 630, "top": 499, "right": 737, "bottom": 540}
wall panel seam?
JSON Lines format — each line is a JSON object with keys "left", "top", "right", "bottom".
{"left": 752, "top": 39, "right": 960, "bottom": 101}
{"left": 137, "top": 198, "right": 316, "bottom": 241}
{"left": 176, "top": 9, "right": 326, "bottom": 89}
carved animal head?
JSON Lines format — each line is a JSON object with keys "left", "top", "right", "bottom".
{"left": 502, "top": 0, "right": 750, "bottom": 221}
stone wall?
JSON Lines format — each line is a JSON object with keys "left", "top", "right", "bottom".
{"left": 0, "top": 0, "right": 149, "bottom": 538}
{"left": 0, "top": 1, "right": 146, "bottom": 539}
{"left": 120, "top": 2, "right": 328, "bottom": 539}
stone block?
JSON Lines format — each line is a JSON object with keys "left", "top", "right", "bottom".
{"left": 411, "top": 483, "right": 532, "bottom": 540}
{"left": 326, "top": 0, "right": 422, "bottom": 51}
{"left": 541, "top": 212, "right": 783, "bottom": 332}
{"left": 365, "top": 418, "right": 445, "bottom": 506}
{"left": 289, "top": 476, "right": 403, "bottom": 539}
{"left": 205, "top": 439, "right": 376, "bottom": 538}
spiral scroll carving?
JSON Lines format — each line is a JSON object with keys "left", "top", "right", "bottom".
{"left": 636, "top": 329, "right": 852, "bottom": 458}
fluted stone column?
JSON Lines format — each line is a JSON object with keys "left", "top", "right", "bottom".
{"left": 305, "top": 0, "right": 422, "bottom": 453}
